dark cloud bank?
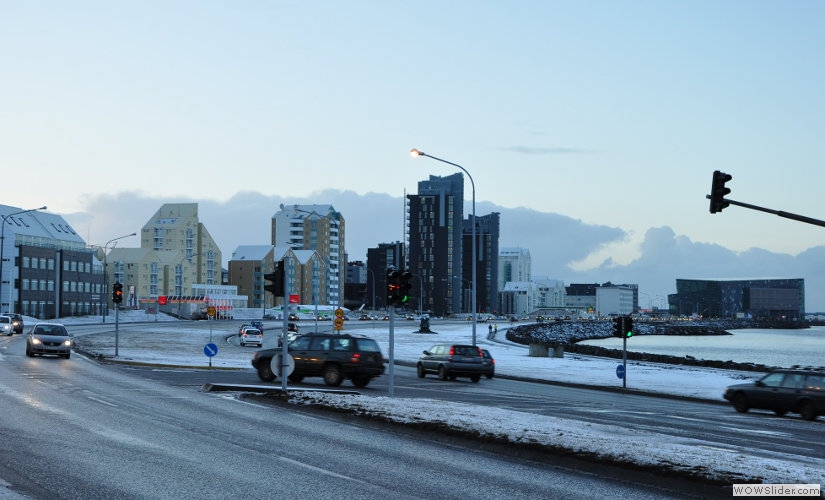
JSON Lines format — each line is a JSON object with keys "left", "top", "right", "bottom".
{"left": 65, "top": 190, "right": 825, "bottom": 312}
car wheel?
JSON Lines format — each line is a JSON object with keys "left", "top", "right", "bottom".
{"left": 240, "top": 341, "right": 245, "bottom": 347}
{"left": 417, "top": 363, "right": 426, "bottom": 378}
{"left": 733, "top": 393, "right": 749, "bottom": 413}
{"left": 351, "top": 376, "right": 370, "bottom": 387}
{"left": 257, "top": 359, "right": 276, "bottom": 382}
{"left": 798, "top": 400, "right": 817, "bottom": 421}
{"left": 63, "top": 352, "right": 71, "bottom": 359}
{"left": 470, "top": 374, "right": 481, "bottom": 383}
{"left": 323, "top": 364, "right": 344, "bottom": 387}
{"left": 773, "top": 409, "right": 787, "bottom": 417}
{"left": 438, "top": 365, "right": 448, "bottom": 381}
{"left": 485, "top": 373, "right": 494, "bottom": 379}
{"left": 288, "top": 373, "right": 304, "bottom": 382}
{"left": 25, "top": 345, "right": 33, "bottom": 357}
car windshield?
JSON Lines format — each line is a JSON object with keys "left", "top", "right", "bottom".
{"left": 33, "top": 325, "right": 68, "bottom": 336}
{"left": 357, "top": 339, "right": 381, "bottom": 352}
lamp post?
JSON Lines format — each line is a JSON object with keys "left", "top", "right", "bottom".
{"left": 411, "top": 149, "right": 478, "bottom": 345}
{"left": 0, "top": 206, "right": 47, "bottom": 314}
{"left": 102, "top": 233, "right": 137, "bottom": 323}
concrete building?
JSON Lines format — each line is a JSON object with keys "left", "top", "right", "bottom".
{"left": 271, "top": 204, "right": 345, "bottom": 307}
{"left": 107, "top": 203, "right": 222, "bottom": 314}
{"left": 0, "top": 205, "right": 103, "bottom": 319}
{"left": 669, "top": 278, "right": 805, "bottom": 321}
{"left": 498, "top": 247, "right": 531, "bottom": 291}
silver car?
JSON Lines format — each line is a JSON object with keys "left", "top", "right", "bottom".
{"left": 26, "top": 323, "right": 73, "bottom": 358}
{"left": 0, "top": 316, "right": 12, "bottom": 336}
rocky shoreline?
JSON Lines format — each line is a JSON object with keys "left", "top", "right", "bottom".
{"left": 504, "top": 319, "right": 804, "bottom": 373}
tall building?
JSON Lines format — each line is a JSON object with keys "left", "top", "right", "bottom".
{"left": 499, "top": 248, "right": 531, "bottom": 290}
{"left": 271, "top": 204, "right": 345, "bottom": 307}
{"left": 108, "top": 203, "right": 222, "bottom": 311}
{"left": 407, "top": 173, "right": 465, "bottom": 317}
{"left": 464, "top": 212, "right": 500, "bottom": 314}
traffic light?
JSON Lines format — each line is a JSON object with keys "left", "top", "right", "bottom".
{"left": 398, "top": 271, "right": 413, "bottom": 305}
{"left": 612, "top": 317, "right": 623, "bottom": 338}
{"left": 112, "top": 282, "right": 123, "bottom": 304}
{"left": 264, "top": 260, "right": 285, "bottom": 297}
{"left": 386, "top": 267, "right": 400, "bottom": 306}
{"left": 624, "top": 317, "right": 634, "bottom": 338}
{"left": 709, "top": 170, "right": 732, "bottom": 214}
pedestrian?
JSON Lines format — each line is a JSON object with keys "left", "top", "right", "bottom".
{"left": 494, "top": 324, "right": 498, "bottom": 337}
{"left": 488, "top": 324, "right": 493, "bottom": 339}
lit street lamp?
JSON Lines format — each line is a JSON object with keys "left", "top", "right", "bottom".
{"left": 0, "top": 206, "right": 47, "bottom": 313}
{"left": 411, "top": 148, "right": 478, "bottom": 346}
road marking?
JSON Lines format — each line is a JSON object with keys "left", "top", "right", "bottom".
{"left": 277, "top": 456, "right": 368, "bottom": 484}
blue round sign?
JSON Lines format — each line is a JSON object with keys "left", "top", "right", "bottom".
{"left": 616, "top": 364, "right": 625, "bottom": 379}
{"left": 204, "top": 343, "right": 218, "bottom": 357}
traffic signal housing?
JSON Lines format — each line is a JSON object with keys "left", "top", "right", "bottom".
{"left": 612, "top": 316, "right": 634, "bottom": 338}
{"left": 612, "top": 316, "right": 623, "bottom": 338}
{"left": 264, "top": 260, "right": 285, "bottom": 297}
{"left": 624, "top": 317, "right": 634, "bottom": 338}
{"left": 386, "top": 267, "right": 400, "bottom": 306}
{"left": 398, "top": 271, "right": 413, "bottom": 306}
{"left": 709, "top": 170, "right": 732, "bottom": 213}
{"left": 112, "top": 282, "right": 123, "bottom": 304}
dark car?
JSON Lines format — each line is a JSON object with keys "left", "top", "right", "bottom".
{"left": 417, "top": 344, "right": 485, "bottom": 383}
{"left": 723, "top": 369, "right": 825, "bottom": 421}
{"left": 26, "top": 322, "right": 73, "bottom": 358}
{"left": 481, "top": 349, "right": 495, "bottom": 379}
{"left": 7, "top": 313, "right": 23, "bottom": 334}
{"left": 250, "top": 320, "right": 263, "bottom": 332}
{"left": 252, "top": 333, "right": 385, "bottom": 387}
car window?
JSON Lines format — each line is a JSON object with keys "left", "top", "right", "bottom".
{"left": 291, "top": 336, "right": 312, "bottom": 350}
{"left": 356, "top": 339, "right": 381, "bottom": 352}
{"left": 781, "top": 374, "right": 804, "bottom": 389}
{"left": 760, "top": 372, "right": 785, "bottom": 387}
{"left": 0, "top": 317, "right": 9, "bottom": 324}
{"left": 310, "top": 337, "right": 331, "bottom": 351}
{"left": 331, "top": 338, "right": 351, "bottom": 350}
{"left": 805, "top": 375, "right": 825, "bottom": 391}
{"left": 34, "top": 325, "right": 68, "bottom": 336}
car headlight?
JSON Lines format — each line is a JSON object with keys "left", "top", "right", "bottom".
{"left": 31, "top": 338, "right": 43, "bottom": 345}
{"left": 62, "top": 340, "right": 72, "bottom": 346}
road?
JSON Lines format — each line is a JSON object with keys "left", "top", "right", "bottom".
{"left": 0, "top": 331, "right": 721, "bottom": 499}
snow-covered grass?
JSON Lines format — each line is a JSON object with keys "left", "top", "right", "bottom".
{"left": 64, "top": 312, "right": 825, "bottom": 486}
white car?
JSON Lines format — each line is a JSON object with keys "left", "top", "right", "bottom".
{"left": 0, "top": 316, "right": 12, "bottom": 336}
{"left": 239, "top": 328, "right": 263, "bottom": 347}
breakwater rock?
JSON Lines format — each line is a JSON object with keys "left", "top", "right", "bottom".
{"left": 505, "top": 319, "right": 780, "bottom": 373}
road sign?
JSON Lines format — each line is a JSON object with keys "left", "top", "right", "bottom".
{"left": 333, "top": 317, "right": 344, "bottom": 330}
{"left": 206, "top": 306, "right": 216, "bottom": 317}
{"left": 204, "top": 343, "right": 218, "bottom": 357}
{"left": 334, "top": 307, "right": 345, "bottom": 318}
{"left": 616, "top": 364, "right": 625, "bottom": 379}
{"left": 272, "top": 353, "right": 295, "bottom": 376}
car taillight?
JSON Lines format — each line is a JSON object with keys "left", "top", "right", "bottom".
{"left": 350, "top": 352, "right": 361, "bottom": 363}
{"left": 448, "top": 346, "right": 456, "bottom": 355}
{"left": 477, "top": 348, "right": 482, "bottom": 357}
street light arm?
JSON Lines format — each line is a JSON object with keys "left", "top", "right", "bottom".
{"left": 410, "top": 149, "right": 475, "bottom": 191}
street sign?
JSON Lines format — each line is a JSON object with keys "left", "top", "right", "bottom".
{"left": 204, "top": 343, "right": 218, "bottom": 357}
{"left": 616, "top": 364, "right": 625, "bottom": 379}
{"left": 272, "top": 353, "right": 295, "bottom": 376}
{"left": 333, "top": 317, "right": 344, "bottom": 330}
{"left": 207, "top": 306, "right": 216, "bottom": 317}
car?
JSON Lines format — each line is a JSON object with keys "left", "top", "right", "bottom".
{"left": 0, "top": 316, "right": 12, "bottom": 336}
{"left": 6, "top": 313, "right": 23, "bottom": 334}
{"left": 239, "top": 328, "right": 263, "bottom": 347}
{"left": 250, "top": 320, "right": 264, "bottom": 331}
{"left": 238, "top": 323, "right": 254, "bottom": 336}
{"left": 417, "top": 344, "right": 486, "bottom": 383}
{"left": 288, "top": 314, "right": 300, "bottom": 321}
{"left": 723, "top": 369, "right": 825, "bottom": 421}
{"left": 481, "top": 349, "right": 495, "bottom": 379}
{"left": 252, "top": 333, "right": 385, "bottom": 387}
{"left": 25, "top": 322, "right": 73, "bottom": 358}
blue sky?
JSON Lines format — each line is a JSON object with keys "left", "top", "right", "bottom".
{"left": 3, "top": 2, "right": 824, "bottom": 310}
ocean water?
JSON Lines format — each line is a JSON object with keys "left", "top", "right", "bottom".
{"left": 578, "top": 326, "right": 825, "bottom": 369}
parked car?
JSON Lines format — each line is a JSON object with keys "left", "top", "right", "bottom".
{"left": 0, "top": 316, "right": 12, "bottom": 336}
{"left": 239, "top": 328, "right": 263, "bottom": 347}
{"left": 481, "top": 349, "right": 495, "bottom": 379}
{"left": 723, "top": 369, "right": 825, "bottom": 421}
{"left": 252, "top": 333, "right": 385, "bottom": 387}
{"left": 7, "top": 313, "right": 23, "bottom": 334}
{"left": 25, "top": 323, "right": 73, "bottom": 358}
{"left": 417, "top": 344, "right": 485, "bottom": 382}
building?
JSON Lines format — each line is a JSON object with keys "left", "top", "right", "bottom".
{"left": 669, "top": 278, "right": 805, "bottom": 321}
{"left": 566, "top": 282, "right": 638, "bottom": 317}
{"left": 1, "top": 205, "right": 103, "bottom": 319}
{"left": 271, "top": 204, "right": 345, "bottom": 307}
{"left": 107, "top": 203, "right": 222, "bottom": 314}
{"left": 498, "top": 247, "right": 531, "bottom": 291}
{"left": 366, "top": 242, "right": 405, "bottom": 311}
{"left": 344, "top": 260, "right": 368, "bottom": 310}
{"left": 407, "top": 173, "right": 465, "bottom": 317}
{"left": 465, "top": 212, "right": 500, "bottom": 315}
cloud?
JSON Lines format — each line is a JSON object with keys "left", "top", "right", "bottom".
{"left": 62, "top": 191, "right": 825, "bottom": 312}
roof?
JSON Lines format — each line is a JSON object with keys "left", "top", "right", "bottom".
{"left": 0, "top": 205, "right": 85, "bottom": 245}
{"left": 231, "top": 245, "right": 274, "bottom": 261}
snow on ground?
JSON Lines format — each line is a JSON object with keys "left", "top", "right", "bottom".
{"left": 62, "top": 312, "right": 825, "bottom": 486}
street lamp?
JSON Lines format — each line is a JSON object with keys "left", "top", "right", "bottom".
{"left": 0, "top": 206, "right": 47, "bottom": 314}
{"left": 411, "top": 148, "right": 477, "bottom": 345}
{"left": 102, "top": 233, "right": 137, "bottom": 323}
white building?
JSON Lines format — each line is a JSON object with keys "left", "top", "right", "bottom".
{"left": 498, "top": 247, "right": 531, "bottom": 291}
{"left": 596, "top": 286, "right": 635, "bottom": 316}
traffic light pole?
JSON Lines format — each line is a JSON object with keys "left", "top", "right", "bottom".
{"left": 708, "top": 196, "right": 825, "bottom": 228}
{"left": 621, "top": 323, "right": 627, "bottom": 389}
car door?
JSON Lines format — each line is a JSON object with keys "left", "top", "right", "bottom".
{"left": 748, "top": 372, "right": 787, "bottom": 410}
{"left": 302, "top": 336, "right": 331, "bottom": 376}
{"left": 289, "top": 336, "right": 313, "bottom": 373}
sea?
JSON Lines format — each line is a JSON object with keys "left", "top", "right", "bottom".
{"left": 578, "top": 326, "right": 825, "bottom": 369}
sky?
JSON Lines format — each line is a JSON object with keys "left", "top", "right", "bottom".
{"left": 61, "top": 311, "right": 825, "bottom": 487}
{"left": 3, "top": 2, "right": 825, "bottom": 309}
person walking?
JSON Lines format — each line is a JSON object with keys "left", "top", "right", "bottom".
{"left": 488, "top": 324, "right": 493, "bottom": 339}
